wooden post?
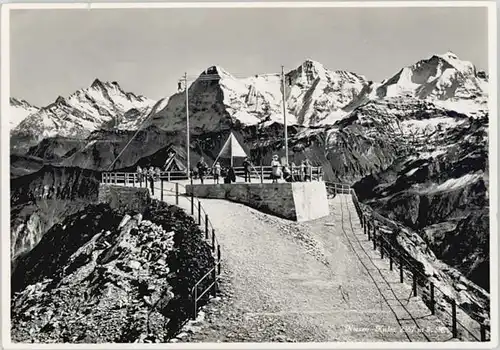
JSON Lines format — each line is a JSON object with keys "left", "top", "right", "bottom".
{"left": 205, "top": 214, "right": 209, "bottom": 239}
{"left": 168, "top": 172, "right": 171, "bottom": 182}
{"left": 451, "top": 300, "right": 457, "bottom": 338}
{"left": 175, "top": 183, "right": 179, "bottom": 205}
{"left": 364, "top": 219, "right": 367, "bottom": 235}
{"left": 430, "top": 282, "right": 435, "bottom": 315}
{"left": 133, "top": 173, "right": 136, "bottom": 187}
{"left": 217, "top": 244, "right": 221, "bottom": 275}
{"left": 161, "top": 178, "right": 164, "bottom": 201}
{"left": 400, "top": 257, "right": 404, "bottom": 283}
{"left": 261, "top": 165, "right": 264, "bottom": 183}
{"left": 367, "top": 222, "right": 371, "bottom": 240}
{"left": 373, "top": 230, "right": 377, "bottom": 250}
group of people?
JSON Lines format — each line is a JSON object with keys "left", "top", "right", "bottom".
{"left": 193, "top": 157, "right": 237, "bottom": 184}
{"left": 136, "top": 155, "right": 315, "bottom": 186}
{"left": 136, "top": 165, "right": 161, "bottom": 182}
{"left": 270, "top": 155, "right": 313, "bottom": 183}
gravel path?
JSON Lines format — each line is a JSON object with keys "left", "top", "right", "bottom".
{"left": 144, "top": 183, "right": 453, "bottom": 342}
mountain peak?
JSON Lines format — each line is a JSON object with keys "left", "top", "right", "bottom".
{"left": 91, "top": 78, "right": 107, "bottom": 90}
{"left": 199, "top": 65, "right": 233, "bottom": 80}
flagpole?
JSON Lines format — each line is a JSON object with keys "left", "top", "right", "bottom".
{"left": 185, "top": 72, "right": 190, "bottom": 177}
{"left": 281, "top": 65, "right": 289, "bottom": 165}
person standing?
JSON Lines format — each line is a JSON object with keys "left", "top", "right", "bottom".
{"left": 300, "top": 160, "right": 306, "bottom": 182}
{"left": 213, "top": 161, "right": 221, "bottom": 184}
{"left": 136, "top": 165, "right": 142, "bottom": 182}
{"left": 197, "top": 157, "right": 208, "bottom": 184}
{"left": 243, "top": 157, "right": 252, "bottom": 183}
{"left": 271, "top": 155, "right": 281, "bottom": 183}
{"left": 304, "top": 159, "right": 312, "bottom": 182}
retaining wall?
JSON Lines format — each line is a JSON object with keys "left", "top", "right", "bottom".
{"left": 97, "top": 184, "right": 151, "bottom": 214}
{"left": 185, "top": 182, "right": 329, "bottom": 222}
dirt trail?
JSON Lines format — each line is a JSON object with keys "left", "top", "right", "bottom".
{"left": 145, "top": 183, "right": 452, "bottom": 342}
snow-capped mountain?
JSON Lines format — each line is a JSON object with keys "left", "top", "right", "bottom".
{"left": 376, "top": 52, "right": 488, "bottom": 116}
{"left": 151, "top": 53, "right": 487, "bottom": 135}
{"left": 151, "top": 60, "right": 372, "bottom": 134}
{"left": 11, "top": 80, "right": 156, "bottom": 143}
{"left": 10, "top": 98, "right": 39, "bottom": 130}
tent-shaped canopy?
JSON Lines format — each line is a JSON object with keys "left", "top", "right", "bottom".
{"left": 214, "top": 131, "right": 249, "bottom": 166}
{"left": 163, "top": 150, "right": 187, "bottom": 172}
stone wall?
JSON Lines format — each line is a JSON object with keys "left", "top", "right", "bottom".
{"left": 185, "top": 182, "right": 329, "bottom": 222}
{"left": 97, "top": 184, "right": 151, "bottom": 214}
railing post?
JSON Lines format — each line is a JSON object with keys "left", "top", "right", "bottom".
{"left": 260, "top": 165, "right": 264, "bottom": 183}
{"left": 191, "top": 192, "right": 194, "bottom": 215}
{"left": 373, "top": 230, "right": 377, "bottom": 250}
{"left": 193, "top": 288, "right": 197, "bottom": 320}
{"left": 430, "top": 282, "right": 435, "bottom": 315}
{"left": 167, "top": 172, "right": 170, "bottom": 182}
{"left": 205, "top": 214, "right": 209, "bottom": 239}
{"left": 400, "top": 257, "right": 404, "bottom": 283}
{"left": 212, "top": 229, "right": 215, "bottom": 252}
{"left": 480, "top": 324, "right": 486, "bottom": 341}
{"left": 451, "top": 300, "right": 457, "bottom": 338}
{"left": 133, "top": 173, "right": 136, "bottom": 187}
{"left": 412, "top": 271, "right": 417, "bottom": 297}
{"left": 389, "top": 246, "right": 393, "bottom": 270}
{"left": 380, "top": 237, "right": 384, "bottom": 259}
{"left": 198, "top": 200, "right": 201, "bottom": 225}
{"left": 160, "top": 178, "right": 164, "bottom": 201}
{"left": 367, "top": 222, "right": 371, "bottom": 240}
{"left": 175, "top": 183, "right": 179, "bottom": 205}
{"left": 217, "top": 244, "right": 221, "bottom": 275}
{"left": 212, "top": 266, "right": 217, "bottom": 297}
{"left": 125, "top": 173, "right": 128, "bottom": 186}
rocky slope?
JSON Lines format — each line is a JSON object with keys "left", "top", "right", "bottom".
{"left": 11, "top": 166, "right": 101, "bottom": 261}
{"left": 10, "top": 80, "right": 156, "bottom": 154}
{"left": 11, "top": 200, "right": 215, "bottom": 343}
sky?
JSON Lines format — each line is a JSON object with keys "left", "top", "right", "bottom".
{"left": 9, "top": 6, "right": 489, "bottom": 107}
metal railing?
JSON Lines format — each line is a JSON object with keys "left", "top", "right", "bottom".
{"left": 101, "top": 172, "right": 221, "bottom": 320}
{"left": 328, "top": 182, "right": 491, "bottom": 342}
{"left": 101, "top": 166, "right": 323, "bottom": 185}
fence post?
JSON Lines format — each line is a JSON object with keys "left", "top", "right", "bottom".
{"left": 451, "top": 300, "right": 457, "bottom": 338}
{"left": 161, "top": 178, "right": 164, "bottom": 201}
{"left": 364, "top": 218, "right": 367, "bottom": 235}
{"left": 367, "top": 222, "right": 371, "bottom": 240}
{"left": 430, "top": 282, "right": 435, "bottom": 315}
{"left": 380, "top": 238, "right": 384, "bottom": 259}
{"left": 217, "top": 244, "right": 221, "bottom": 275}
{"left": 389, "top": 246, "right": 393, "bottom": 270}
{"left": 168, "top": 172, "right": 171, "bottom": 182}
{"left": 480, "top": 324, "right": 486, "bottom": 341}
{"left": 205, "top": 214, "right": 209, "bottom": 239}
{"left": 373, "top": 229, "right": 377, "bottom": 250}
{"left": 412, "top": 271, "right": 417, "bottom": 297}
{"left": 133, "top": 174, "right": 136, "bottom": 187}
{"left": 191, "top": 192, "right": 194, "bottom": 215}
{"left": 212, "top": 266, "right": 217, "bottom": 297}
{"left": 261, "top": 165, "right": 264, "bottom": 183}
{"left": 193, "top": 289, "right": 197, "bottom": 320}
{"left": 198, "top": 200, "right": 201, "bottom": 225}
{"left": 400, "top": 257, "right": 404, "bottom": 283}
{"left": 175, "top": 183, "right": 179, "bottom": 205}
{"left": 212, "top": 229, "right": 215, "bottom": 252}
